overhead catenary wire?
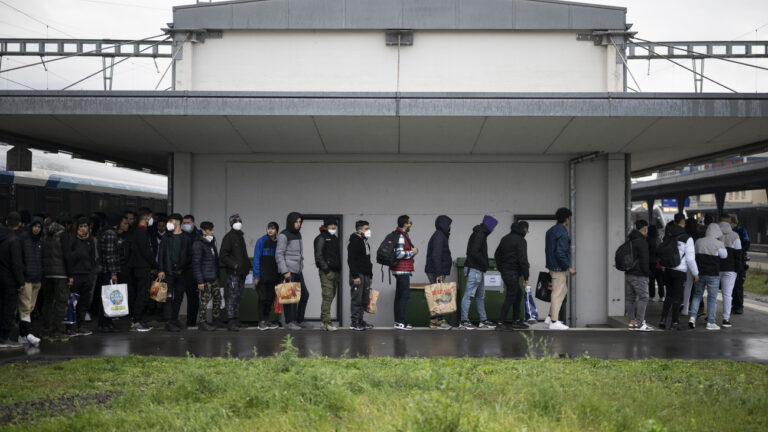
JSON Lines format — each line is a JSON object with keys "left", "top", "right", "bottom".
{"left": 630, "top": 42, "right": 738, "bottom": 93}
{"left": 610, "top": 37, "right": 641, "bottom": 92}
{"left": 0, "top": 33, "right": 168, "bottom": 74}
{"left": 62, "top": 37, "right": 169, "bottom": 90}
{"left": 0, "top": 74, "right": 36, "bottom": 89}
{"left": 631, "top": 36, "right": 768, "bottom": 73}
{"left": 154, "top": 36, "right": 186, "bottom": 90}
{"left": 0, "top": 0, "right": 78, "bottom": 39}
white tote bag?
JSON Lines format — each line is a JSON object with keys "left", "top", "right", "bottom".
{"left": 102, "top": 282, "right": 129, "bottom": 318}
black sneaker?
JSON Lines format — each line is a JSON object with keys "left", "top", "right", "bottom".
{"left": 227, "top": 319, "right": 240, "bottom": 332}
{"left": 733, "top": 308, "right": 744, "bottom": 315}
{"left": 164, "top": 322, "right": 181, "bottom": 332}
{"left": 459, "top": 321, "right": 476, "bottom": 330}
{"left": 131, "top": 322, "right": 152, "bottom": 332}
{"left": 495, "top": 323, "right": 514, "bottom": 332}
{"left": 352, "top": 323, "right": 366, "bottom": 331}
{"left": 213, "top": 319, "right": 228, "bottom": 329}
{"left": 478, "top": 320, "right": 496, "bottom": 329}
{"left": 362, "top": 321, "right": 374, "bottom": 330}
{"left": 658, "top": 320, "right": 666, "bottom": 330}
{"left": 722, "top": 320, "right": 732, "bottom": 328}
{"left": 258, "top": 321, "right": 269, "bottom": 331}
{"left": 199, "top": 322, "right": 217, "bottom": 332}
{"left": 75, "top": 326, "right": 93, "bottom": 336}
{"left": 511, "top": 320, "right": 529, "bottom": 330}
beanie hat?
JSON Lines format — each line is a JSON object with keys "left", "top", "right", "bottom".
{"left": 229, "top": 213, "right": 241, "bottom": 226}
{"left": 482, "top": 215, "right": 498, "bottom": 232}
{"left": 323, "top": 216, "right": 338, "bottom": 227}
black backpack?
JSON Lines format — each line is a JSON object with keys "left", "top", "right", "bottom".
{"left": 658, "top": 234, "right": 683, "bottom": 268}
{"left": 614, "top": 239, "right": 637, "bottom": 272}
{"left": 376, "top": 231, "right": 402, "bottom": 267}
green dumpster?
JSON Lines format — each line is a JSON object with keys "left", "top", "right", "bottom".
{"left": 404, "top": 283, "right": 431, "bottom": 328}
{"left": 456, "top": 257, "right": 525, "bottom": 324}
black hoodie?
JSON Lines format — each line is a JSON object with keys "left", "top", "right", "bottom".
{"left": 347, "top": 232, "right": 373, "bottom": 279}
{"left": 465, "top": 224, "right": 491, "bottom": 272}
{"left": 425, "top": 215, "right": 452, "bottom": 276}
{"left": 494, "top": 222, "right": 530, "bottom": 280}
{"left": 19, "top": 218, "right": 44, "bottom": 283}
{"left": 0, "top": 225, "right": 24, "bottom": 286}
{"left": 626, "top": 230, "right": 650, "bottom": 277}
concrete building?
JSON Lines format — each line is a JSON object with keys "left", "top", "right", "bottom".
{"left": 1, "top": 0, "right": 768, "bottom": 327}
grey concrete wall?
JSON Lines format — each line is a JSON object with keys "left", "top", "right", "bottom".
{"left": 174, "top": 153, "right": 574, "bottom": 326}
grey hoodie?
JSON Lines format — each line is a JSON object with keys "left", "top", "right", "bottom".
{"left": 694, "top": 223, "right": 727, "bottom": 277}
{"left": 276, "top": 212, "right": 304, "bottom": 275}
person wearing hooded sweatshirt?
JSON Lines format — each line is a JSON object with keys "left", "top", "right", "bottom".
{"left": 348, "top": 220, "right": 373, "bottom": 331}
{"left": 193, "top": 221, "right": 222, "bottom": 332}
{"left": 68, "top": 217, "right": 96, "bottom": 336}
{"left": 314, "top": 216, "right": 341, "bottom": 331}
{"left": 157, "top": 213, "right": 194, "bottom": 332}
{"left": 545, "top": 208, "right": 575, "bottom": 330}
{"left": 729, "top": 214, "right": 750, "bottom": 315}
{"left": 392, "top": 215, "right": 418, "bottom": 330}
{"left": 94, "top": 213, "right": 124, "bottom": 333}
{"left": 17, "top": 216, "right": 44, "bottom": 346}
{"left": 276, "top": 212, "right": 309, "bottom": 330}
{"left": 253, "top": 222, "right": 280, "bottom": 331}
{"left": 689, "top": 223, "right": 728, "bottom": 330}
{"left": 460, "top": 215, "right": 498, "bottom": 330}
{"left": 647, "top": 225, "right": 664, "bottom": 302}
{"left": 495, "top": 221, "right": 531, "bottom": 330}
{"left": 425, "top": 215, "right": 453, "bottom": 330}
{"left": 624, "top": 220, "right": 652, "bottom": 332}
{"left": 718, "top": 218, "right": 743, "bottom": 328}
{"left": 219, "top": 213, "right": 251, "bottom": 331}
{"left": 41, "top": 214, "right": 72, "bottom": 339}
{"left": 128, "top": 209, "right": 157, "bottom": 332}
{"left": 660, "top": 214, "right": 699, "bottom": 331}
{"left": 0, "top": 213, "right": 24, "bottom": 346}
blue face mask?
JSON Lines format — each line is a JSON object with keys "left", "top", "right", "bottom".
{"left": 182, "top": 224, "right": 193, "bottom": 233}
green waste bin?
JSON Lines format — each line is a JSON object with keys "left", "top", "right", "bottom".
{"left": 219, "top": 259, "right": 280, "bottom": 323}
{"left": 456, "top": 257, "right": 525, "bottom": 324}
{"left": 404, "top": 283, "right": 431, "bottom": 328}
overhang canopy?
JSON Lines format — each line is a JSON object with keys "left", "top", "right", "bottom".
{"left": 172, "top": 0, "right": 627, "bottom": 31}
{"left": 0, "top": 91, "right": 766, "bottom": 174}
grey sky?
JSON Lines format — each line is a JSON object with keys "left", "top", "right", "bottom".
{"left": 0, "top": 0, "right": 767, "bottom": 92}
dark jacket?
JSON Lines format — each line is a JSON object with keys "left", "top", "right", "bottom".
{"left": 158, "top": 231, "right": 193, "bottom": 274}
{"left": 465, "top": 224, "right": 491, "bottom": 272}
{"left": 220, "top": 229, "right": 250, "bottom": 276}
{"left": 253, "top": 235, "right": 279, "bottom": 284}
{"left": 69, "top": 234, "right": 96, "bottom": 275}
{"left": 425, "top": 215, "right": 452, "bottom": 276}
{"left": 314, "top": 227, "right": 341, "bottom": 273}
{"left": 494, "top": 222, "right": 530, "bottom": 280}
{"left": 19, "top": 227, "right": 43, "bottom": 283}
{"left": 0, "top": 226, "right": 24, "bottom": 286}
{"left": 99, "top": 227, "right": 120, "bottom": 276}
{"left": 128, "top": 225, "right": 157, "bottom": 270}
{"left": 626, "top": 230, "right": 650, "bottom": 277}
{"left": 347, "top": 233, "right": 373, "bottom": 278}
{"left": 647, "top": 226, "right": 660, "bottom": 272}
{"left": 42, "top": 222, "right": 71, "bottom": 277}
{"left": 192, "top": 237, "right": 220, "bottom": 284}
{"left": 545, "top": 223, "right": 571, "bottom": 271}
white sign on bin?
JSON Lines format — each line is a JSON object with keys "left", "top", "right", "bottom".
{"left": 483, "top": 271, "right": 503, "bottom": 292}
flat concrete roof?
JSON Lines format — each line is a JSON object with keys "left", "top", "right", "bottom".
{"left": 1, "top": 91, "right": 766, "bottom": 174}
{"left": 172, "top": 0, "right": 627, "bottom": 31}
{"left": 632, "top": 159, "right": 768, "bottom": 201}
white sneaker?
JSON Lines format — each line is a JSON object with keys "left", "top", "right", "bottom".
{"left": 636, "top": 322, "right": 653, "bottom": 332}
{"left": 394, "top": 322, "right": 413, "bottom": 331}
{"left": 549, "top": 321, "right": 569, "bottom": 330}
{"left": 688, "top": 316, "right": 696, "bottom": 329}
{"left": 706, "top": 323, "right": 720, "bottom": 330}
{"left": 544, "top": 316, "right": 553, "bottom": 325}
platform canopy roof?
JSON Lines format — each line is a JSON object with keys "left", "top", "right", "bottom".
{"left": 0, "top": 91, "right": 766, "bottom": 174}
{"left": 172, "top": 0, "right": 627, "bottom": 32}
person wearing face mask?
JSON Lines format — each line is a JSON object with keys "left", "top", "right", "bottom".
{"left": 253, "top": 222, "right": 280, "bottom": 330}
{"left": 152, "top": 213, "right": 168, "bottom": 260}
{"left": 157, "top": 213, "right": 193, "bottom": 332}
{"left": 314, "top": 217, "right": 342, "bottom": 331}
{"left": 67, "top": 217, "right": 96, "bottom": 336}
{"left": 392, "top": 215, "right": 418, "bottom": 331}
{"left": 182, "top": 214, "right": 201, "bottom": 327}
{"left": 347, "top": 220, "right": 373, "bottom": 331}
{"left": 276, "top": 211, "right": 308, "bottom": 330}
{"left": 17, "top": 217, "right": 44, "bottom": 346}
{"left": 128, "top": 209, "right": 158, "bottom": 332}
{"left": 219, "top": 213, "right": 251, "bottom": 331}
{"left": 192, "top": 221, "right": 223, "bottom": 332}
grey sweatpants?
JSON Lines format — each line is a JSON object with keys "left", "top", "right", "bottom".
{"left": 625, "top": 274, "right": 650, "bottom": 323}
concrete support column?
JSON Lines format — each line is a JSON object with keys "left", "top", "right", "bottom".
{"left": 572, "top": 153, "right": 626, "bottom": 326}
{"left": 646, "top": 199, "right": 654, "bottom": 224}
{"left": 676, "top": 195, "right": 688, "bottom": 214}
{"left": 715, "top": 190, "right": 726, "bottom": 218}
{"left": 173, "top": 152, "right": 193, "bottom": 214}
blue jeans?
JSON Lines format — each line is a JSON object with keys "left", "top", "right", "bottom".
{"left": 393, "top": 274, "right": 410, "bottom": 324}
{"left": 461, "top": 268, "right": 487, "bottom": 322}
{"left": 283, "top": 272, "right": 309, "bottom": 324}
{"left": 690, "top": 275, "right": 720, "bottom": 324}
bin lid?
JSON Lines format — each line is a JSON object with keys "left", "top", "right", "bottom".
{"left": 455, "top": 257, "right": 498, "bottom": 271}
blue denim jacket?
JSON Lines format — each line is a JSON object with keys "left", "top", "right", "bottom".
{"left": 545, "top": 223, "right": 571, "bottom": 271}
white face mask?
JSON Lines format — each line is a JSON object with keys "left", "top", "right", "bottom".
{"left": 328, "top": 228, "right": 338, "bottom": 235}
{"left": 232, "top": 222, "right": 243, "bottom": 231}
{"left": 364, "top": 229, "right": 372, "bottom": 239}
{"left": 147, "top": 217, "right": 154, "bottom": 227}
{"left": 182, "top": 224, "right": 193, "bottom": 233}
{"left": 204, "top": 235, "right": 214, "bottom": 242}
{"left": 166, "top": 222, "right": 175, "bottom": 232}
